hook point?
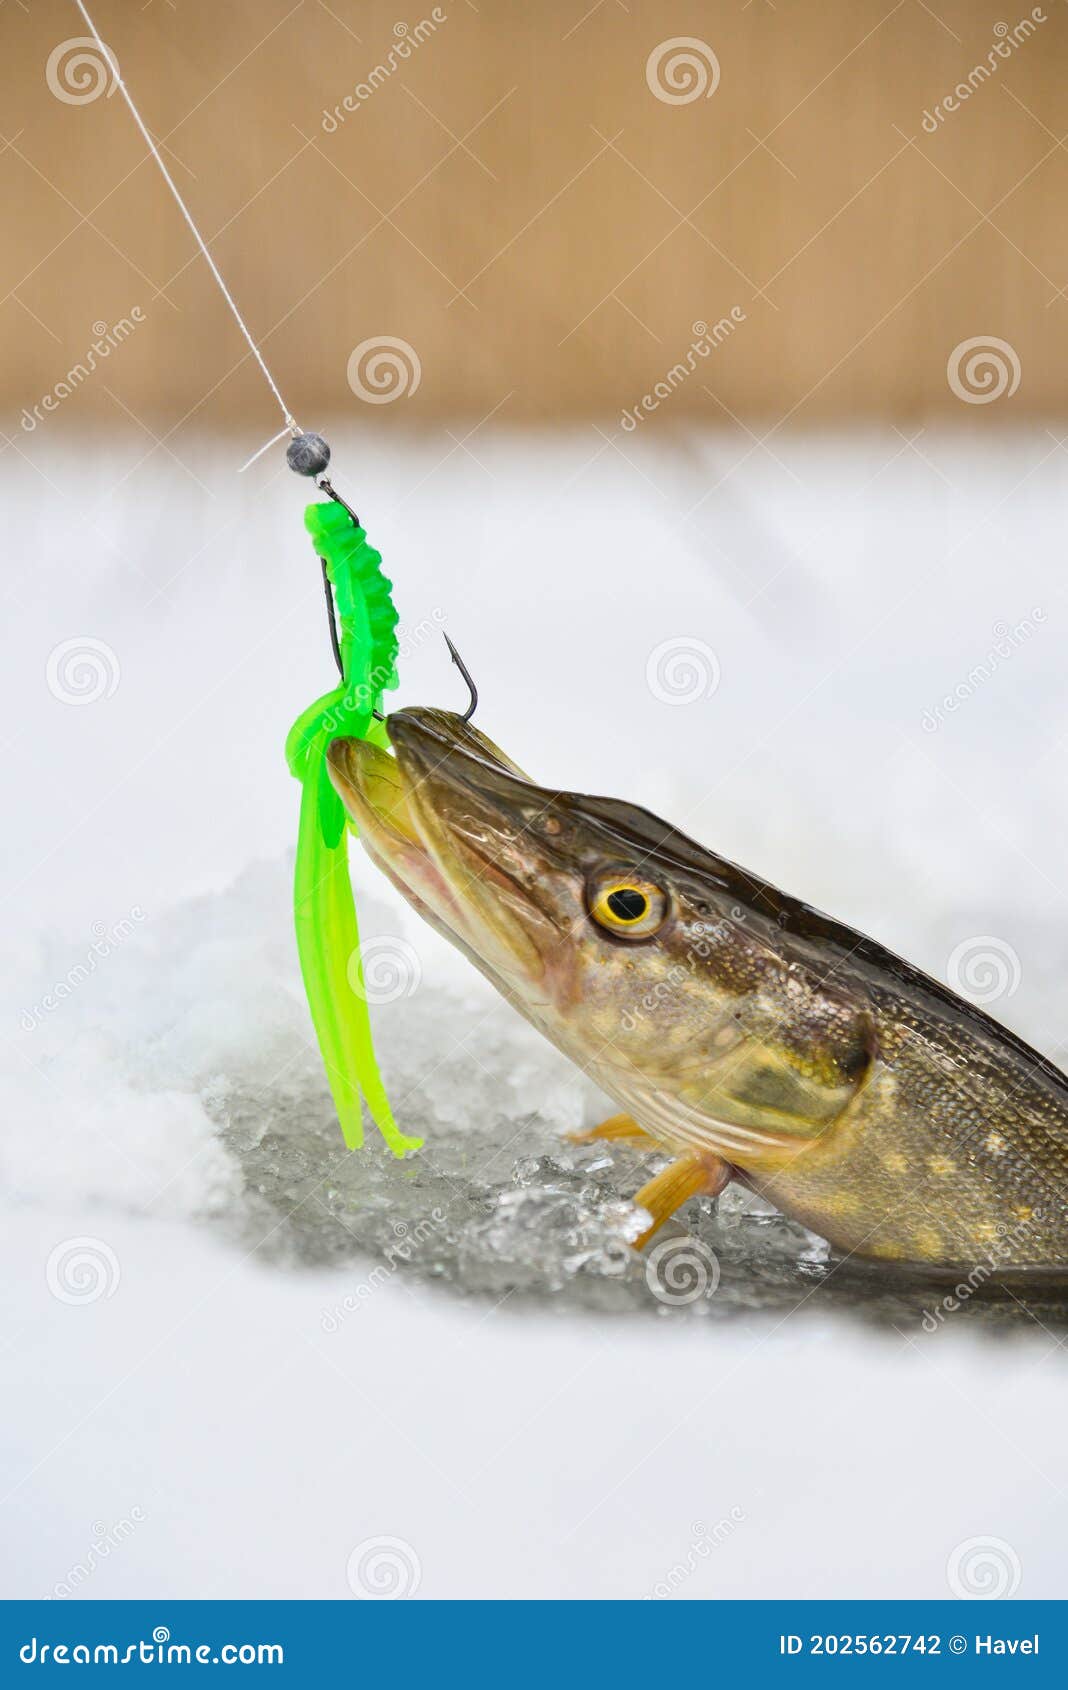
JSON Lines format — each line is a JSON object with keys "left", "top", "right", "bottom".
{"left": 442, "top": 632, "right": 478, "bottom": 723}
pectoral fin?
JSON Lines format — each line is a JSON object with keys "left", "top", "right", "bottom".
{"left": 633, "top": 1152, "right": 732, "bottom": 1248}
{"left": 568, "top": 1113, "right": 654, "bottom": 1146}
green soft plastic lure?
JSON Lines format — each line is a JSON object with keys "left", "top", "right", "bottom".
{"left": 285, "top": 498, "right": 421, "bottom": 1156}
{"left": 69, "top": 0, "right": 421, "bottom": 1152}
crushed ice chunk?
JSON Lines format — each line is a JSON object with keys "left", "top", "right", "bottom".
{"left": 2, "top": 856, "right": 1048, "bottom": 1326}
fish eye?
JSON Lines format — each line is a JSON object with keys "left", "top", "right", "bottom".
{"left": 589, "top": 877, "right": 667, "bottom": 938}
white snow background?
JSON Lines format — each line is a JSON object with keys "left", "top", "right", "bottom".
{"left": 3, "top": 422, "right": 1067, "bottom": 1599}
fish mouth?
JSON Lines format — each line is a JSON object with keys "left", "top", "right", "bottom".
{"left": 326, "top": 709, "right": 558, "bottom": 998}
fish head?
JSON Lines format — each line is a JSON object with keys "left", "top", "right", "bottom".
{"left": 327, "top": 708, "right": 875, "bottom": 1162}
{"left": 326, "top": 709, "right": 707, "bottom": 1051}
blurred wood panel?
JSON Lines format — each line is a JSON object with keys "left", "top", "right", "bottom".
{"left": 2, "top": 0, "right": 1065, "bottom": 433}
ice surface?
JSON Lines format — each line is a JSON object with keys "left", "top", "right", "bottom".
{"left": 8, "top": 426, "right": 1068, "bottom": 1328}
{"left": 6, "top": 428, "right": 1068, "bottom": 1599}
{"left": 8, "top": 853, "right": 810, "bottom": 1311}
{"left": 10, "top": 851, "right": 1066, "bottom": 1329}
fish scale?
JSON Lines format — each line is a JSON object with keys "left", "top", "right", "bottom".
{"left": 327, "top": 705, "right": 1068, "bottom": 1273}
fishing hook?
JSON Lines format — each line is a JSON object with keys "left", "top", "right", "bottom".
{"left": 368, "top": 634, "right": 478, "bottom": 726}
{"left": 320, "top": 556, "right": 344, "bottom": 680}
{"left": 318, "top": 477, "right": 360, "bottom": 527}
{"left": 296, "top": 450, "right": 480, "bottom": 727}
{"left": 443, "top": 632, "right": 478, "bottom": 723}
{"left": 307, "top": 470, "right": 359, "bottom": 684}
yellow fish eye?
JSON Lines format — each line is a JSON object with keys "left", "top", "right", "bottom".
{"left": 589, "top": 879, "right": 667, "bottom": 938}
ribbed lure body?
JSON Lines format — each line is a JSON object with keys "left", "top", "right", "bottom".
{"left": 285, "top": 501, "right": 421, "bottom": 1154}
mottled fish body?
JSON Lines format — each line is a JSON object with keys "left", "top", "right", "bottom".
{"left": 328, "top": 709, "right": 1068, "bottom": 1272}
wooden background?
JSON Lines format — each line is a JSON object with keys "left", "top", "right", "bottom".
{"left": 2, "top": 0, "right": 1065, "bottom": 432}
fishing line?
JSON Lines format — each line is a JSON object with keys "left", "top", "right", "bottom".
{"left": 71, "top": 0, "right": 299, "bottom": 436}
{"left": 71, "top": 0, "right": 432, "bottom": 1157}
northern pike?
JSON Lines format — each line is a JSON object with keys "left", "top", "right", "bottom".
{"left": 327, "top": 708, "right": 1068, "bottom": 1273}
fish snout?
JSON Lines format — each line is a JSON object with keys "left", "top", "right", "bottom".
{"left": 326, "top": 735, "right": 419, "bottom": 843}
{"left": 387, "top": 707, "right": 534, "bottom": 786}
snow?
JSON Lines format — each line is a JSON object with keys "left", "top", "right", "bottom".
{"left": 3, "top": 424, "right": 1067, "bottom": 1599}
